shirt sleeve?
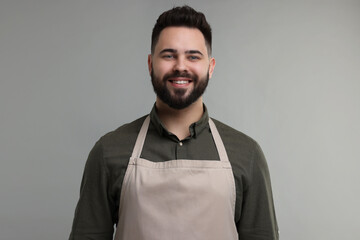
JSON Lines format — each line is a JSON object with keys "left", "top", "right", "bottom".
{"left": 69, "top": 139, "right": 115, "bottom": 240}
{"left": 237, "top": 142, "right": 279, "bottom": 240}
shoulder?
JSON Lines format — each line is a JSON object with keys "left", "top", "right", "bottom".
{"left": 211, "top": 118, "right": 265, "bottom": 173}
{"left": 101, "top": 115, "right": 147, "bottom": 143}
{"left": 95, "top": 115, "right": 147, "bottom": 158}
{"left": 211, "top": 118, "right": 258, "bottom": 152}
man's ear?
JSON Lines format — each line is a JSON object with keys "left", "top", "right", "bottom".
{"left": 208, "top": 57, "right": 216, "bottom": 79}
{"left": 147, "top": 54, "right": 153, "bottom": 76}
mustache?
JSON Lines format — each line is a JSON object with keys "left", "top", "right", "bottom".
{"left": 163, "top": 72, "right": 195, "bottom": 81}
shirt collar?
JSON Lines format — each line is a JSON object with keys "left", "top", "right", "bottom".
{"left": 150, "top": 103, "right": 210, "bottom": 140}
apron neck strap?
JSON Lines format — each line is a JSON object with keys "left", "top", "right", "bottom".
{"left": 131, "top": 116, "right": 151, "bottom": 159}
{"left": 131, "top": 116, "right": 230, "bottom": 162}
{"left": 208, "top": 118, "right": 229, "bottom": 162}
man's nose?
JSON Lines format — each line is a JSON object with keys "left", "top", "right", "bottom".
{"left": 173, "top": 56, "right": 188, "bottom": 72}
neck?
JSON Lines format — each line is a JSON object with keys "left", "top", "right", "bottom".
{"left": 155, "top": 98, "right": 204, "bottom": 140}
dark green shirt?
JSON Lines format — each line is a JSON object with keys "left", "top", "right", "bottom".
{"left": 69, "top": 105, "right": 279, "bottom": 240}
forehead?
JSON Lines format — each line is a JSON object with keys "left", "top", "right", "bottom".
{"left": 155, "top": 27, "right": 207, "bottom": 54}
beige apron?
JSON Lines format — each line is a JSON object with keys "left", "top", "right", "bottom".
{"left": 114, "top": 116, "right": 238, "bottom": 240}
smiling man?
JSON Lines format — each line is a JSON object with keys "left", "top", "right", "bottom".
{"left": 69, "top": 6, "right": 279, "bottom": 240}
{"left": 150, "top": 26, "right": 214, "bottom": 112}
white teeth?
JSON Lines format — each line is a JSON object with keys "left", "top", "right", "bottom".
{"left": 173, "top": 80, "right": 189, "bottom": 84}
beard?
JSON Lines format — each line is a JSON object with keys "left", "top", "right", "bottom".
{"left": 151, "top": 69, "right": 209, "bottom": 110}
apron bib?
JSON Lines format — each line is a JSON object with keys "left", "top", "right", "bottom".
{"left": 114, "top": 116, "right": 238, "bottom": 240}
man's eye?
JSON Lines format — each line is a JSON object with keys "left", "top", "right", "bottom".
{"left": 163, "top": 55, "right": 174, "bottom": 59}
{"left": 189, "top": 56, "right": 200, "bottom": 60}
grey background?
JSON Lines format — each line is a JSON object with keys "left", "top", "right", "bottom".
{"left": 1, "top": 0, "right": 359, "bottom": 239}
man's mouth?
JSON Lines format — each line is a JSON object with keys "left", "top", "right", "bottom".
{"left": 167, "top": 77, "right": 193, "bottom": 87}
{"left": 169, "top": 80, "right": 191, "bottom": 84}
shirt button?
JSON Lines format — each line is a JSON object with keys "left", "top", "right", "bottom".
{"left": 179, "top": 142, "right": 183, "bottom": 146}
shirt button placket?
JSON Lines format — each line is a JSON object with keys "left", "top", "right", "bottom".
{"left": 176, "top": 141, "right": 187, "bottom": 159}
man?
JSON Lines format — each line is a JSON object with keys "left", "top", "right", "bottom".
{"left": 69, "top": 5, "right": 279, "bottom": 240}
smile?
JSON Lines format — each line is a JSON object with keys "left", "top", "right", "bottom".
{"left": 170, "top": 80, "right": 191, "bottom": 84}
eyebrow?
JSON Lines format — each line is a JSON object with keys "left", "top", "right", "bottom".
{"left": 186, "top": 50, "right": 203, "bottom": 55}
{"left": 159, "top": 48, "right": 204, "bottom": 56}
{"left": 159, "top": 48, "right": 177, "bottom": 54}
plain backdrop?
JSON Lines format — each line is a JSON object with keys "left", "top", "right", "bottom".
{"left": 1, "top": 0, "right": 359, "bottom": 239}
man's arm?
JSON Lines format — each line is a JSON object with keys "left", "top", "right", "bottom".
{"left": 237, "top": 142, "right": 279, "bottom": 240}
{"left": 69, "top": 140, "right": 115, "bottom": 240}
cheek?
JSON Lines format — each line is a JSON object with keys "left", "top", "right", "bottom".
{"left": 191, "top": 64, "right": 209, "bottom": 76}
{"left": 153, "top": 62, "right": 173, "bottom": 76}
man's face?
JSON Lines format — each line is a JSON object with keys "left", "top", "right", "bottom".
{"left": 148, "top": 27, "right": 215, "bottom": 109}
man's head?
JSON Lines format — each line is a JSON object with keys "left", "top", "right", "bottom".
{"left": 151, "top": 5, "right": 212, "bottom": 56}
{"left": 149, "top": 6, "right": 215, "bottom": 110}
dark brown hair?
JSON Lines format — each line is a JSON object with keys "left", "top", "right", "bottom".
{"left": 151, "top": 5, "right": 212, "bottom": 55}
